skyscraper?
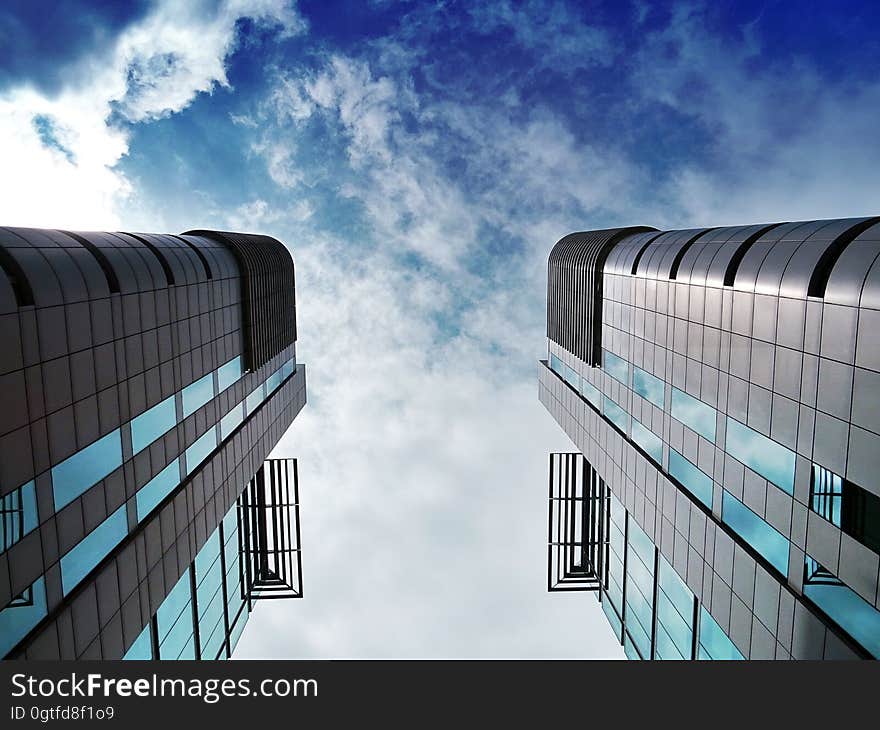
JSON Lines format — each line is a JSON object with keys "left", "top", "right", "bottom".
{"left": 0, "top": 227, "right": 307, "bottom": 660}
{"left": 539, "top": 218, "right": 880, "bottom": 659}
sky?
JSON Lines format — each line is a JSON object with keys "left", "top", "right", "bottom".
{"left": 1, "top": 0, "right": 879, "bottom": 658}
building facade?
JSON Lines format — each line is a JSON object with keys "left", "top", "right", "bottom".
{"left": 539, "top": 218, "right": 880, "bottom": 659}
{"left": 0, "top": 227, "right": 307, "bottom": 659}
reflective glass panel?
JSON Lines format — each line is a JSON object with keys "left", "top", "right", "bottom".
{"left": 135, "top": 459, "right": 181, "bottom": 522}
{"left": 698, "top": 606, "right": 743, "bottom": 660}
{"left": 726, "top": 417, "right": 795, "bottom": 494}
{"left": 603, "top": 396, "right": 629, "bottom": 433}
{"left": 632, "top": 366, "right": 665, "bottom": 408}
{"left": 52, "top": 429, "right": 123, "bottom": 510}
{"left": 130, "top": 395, "right": 176, "bottom": 454}
{"left": 182, "top": 372, "right": 215, "bottom": 418}
{"left": 60, "top": 505, "right": 128, "bottom": 595}
{"left": 671, "top": 388, "right": 716, "bottom": 442}
{"left": 0, "top": 577, "right": 47, "bottom": 657}
{"left": 185, "top": 429, "right": 217, "bottom": 476}
{"left": 123, "top": 623, "right": 153, "bottom": 660}
{"left": 632, "top": 419, "right": 662, "bottom": 463}
{"left": 580, "top": 377, "right": 600, "bottom": 407}
{"left": 217, "top": 356, "right": 243, "bottom": 392}
{"left": 669, "top": 450, "right": 713, "bottom": 508}
{"left": 803, "top": 556, "right": 880, "bottom": 658}
{"left": 721, "top": 492, "right": 789, "bottom": 575}
{"left": 603, "top": 350, "right": 629, "bottom": 384}
{"left": 1, "top": 480, "right": 38, "bottom": 554}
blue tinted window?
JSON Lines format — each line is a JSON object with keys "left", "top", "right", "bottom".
{"left": 265, "top": 367, "right": 283, "bottom": 395}
{"left": 245, "top": 384, "right": 264, "bottom": 415}
{"left": 803, "top": 556, "right": 880, "bottom": 658}
{"left": 669, "top": 450, "right": 713, "bottom": 509}
{"left": 725, "top": 417, "right": 795, "bottom": 494}
{"left": 60, "top": 505, "right": 128, "bottom": 595}
{"left": 632, "top": 420, "right": 662, "bottom": 463}
{"left": 698, "top": 606, "right": 743, "bottom": 660}
{"left": 185, "top": 429, "right": 217, "bottom": 476}
{"left": 603, "top": 350, "right": 629, "bottom": 384}
{"left": 130, "top": 395, "right": 176, "bottom": 454}
{"left": 135, "top": 459, "right": 181, "bottom": 522}
{"left": 52, "top": 429, "right": 123, "bottom": 510}
{"left": 671, "top": 388, "right": 716, "bottom": 442}
{"left": 217, "top": 356, "right": 242, "bottom": 392}
{"left": 280, "top": 358, "right": 295, "bottom": 380}
{"left": 603, "top": 396, "right": 629, "bottom": 433}
{"left": 656, "top": 558, "right": 694, "bottom": 660}
{"left": 722, "top": 493, "right": 790, "bottom": 575}
{"left": 579, "top": 378, "right": 600, "bottom": 407}
{"left": 632, "top": 367, "right": 665, "bottom": 408}
{"left": 625, "top": 519, "right": 655, "bottom": 659}
{"left": 220, "top": 404, "right": 243, "bottom": 441}
{"left": 549, "top": 354, "right": 563, "bottom": 375}
{"left": 156, "top": 569, "right": 196, "bottom": 659}
{"left": 182, "top": 372, "right": 215, "bottom": 418}
{"left": 123, "top": 623, "right": 154, "bottom": 660}
{"left": 601, "top": 596, "right": 622, "bottom": 641}
{"left": 1, "top": 481, "right": 38, "bottom": 553}
{"left": 0, "top": 577, "right": 48, "bottom": 657}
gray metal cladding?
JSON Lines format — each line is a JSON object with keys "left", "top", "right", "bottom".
{"left": 548, "top": 227, "right": 657, "bottom": 365}
{"left": 182, "top": 230, "right": 297, "bottom": 372}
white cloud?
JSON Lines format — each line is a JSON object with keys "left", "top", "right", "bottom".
{"left": 0, "top": 0, "right": 305, "bottom": 229}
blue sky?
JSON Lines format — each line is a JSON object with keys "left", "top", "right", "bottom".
{"left": 1, "top": 0, "right": 879, "bottom": 657}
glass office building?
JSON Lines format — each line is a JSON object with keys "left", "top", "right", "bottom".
{"left": 540, "top": 218, "right": 880, "bottom": 659}
{"left": 0, "top": 227, "right": 307, "bottom": 659}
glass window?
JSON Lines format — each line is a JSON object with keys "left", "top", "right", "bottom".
{"left": 229, "top": 607, "right": 250, "bottom": 656}
{"left": 265, "top": 367, "right": 283, "bottom": 395}
{"left": 655, "top": 557, "right": 694, "bottom": 660}
{"left": 0, "top": 577, "right": 48, "bottom": 657}
{"left": 123, "top": 623, "right": 154, "bottom": 660}
{"left": 669, "top": 450, "right": 713, "bottom": 509}
{"left": 157, "top": 569, "right": 195, "bottom": 660}
{"left": 549, "top": 354, "right": 563, "bottom": 376}
{"left": 632, "top": 419, "right": 662, "bottom": 463}
{"left": 245, "top": 383, "right": 264, "bottom": 416}
{"left": 624, "top": 519, "right": 655, "bottom": 659}
{"left": 803, "top": 556, "right": 880, "bottom": 659}
{"left": 579, "top": 377, "right": 600, "bottom": 407}
{"left": 810, "top": 465, "right": 880, "bottom": 554}
{"left": 671, "top": 388, "right": 716, "bottom": 442}
{"left": 185, "top": 429, "right": 217, "bottom": 476}
{"left": 603, "top": 350, "right": 629, "bottom": 384}
{"left": 220, "top": 403, "right": 244, "bottom": 441}
{"left": 601, "top": 595, "right": 623, "bottom": 642}
{"left": 603, "top": 396, "right": 629, "bottom": 433}
{"left": 135, "top": 459, "right": 181, "bottom": 522}
{"left": 721, "top": 493, "right": 790, "bottom": 575}
{"left": 698, "top": 606, "right": 744, "bottom": 660}
{"left": 52, "top": 429, "right": 123, "bottom": 510}
{"left": 632, "top": 366, "right": 665, "bottom": 408}
{"left": 60, "top": 505, "right": 128, "bottom": 595}
{"left": 1, "top": 480, "right": 38, "bottom": 554}
{"left": 182, "top": 372, "right": 215, "bottom": 418}
{"left": 280, "top": 358, "right": 295, "bottom": 381}
{"left": 563, "top": 363, "right": 579, "bottom": 390}
{"left": 217, "top": 356, "right": 243, "bottom": 392}
{"left": 725, "top": 417, "right": 795, "bottom": 494}
{"left": 130, "top": 395, "right": 176, "bottom": 454}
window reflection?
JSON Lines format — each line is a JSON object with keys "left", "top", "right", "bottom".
{"left": 632, "top": 419, "right": 662, "bottom": 463}
{"left": 130, "top": 395, "right": 176, "bottom": 454}
{"left": 669, "top": 450, "right": 713, "bottom": 509}
{"left": 603, "top": 396, "right": 629, "bottom": 433}
{"left": 803, "top": 555, "right": 880, "bottom": 659}
{"left": 60, "top": 505, "right": 128, "bottom": 595}
{"left": 1, "top": 481, "right": 37, "bottom": 554}
{"left": 721, "top": 493, "right": 789, "bottom": 575}
{"left": 810, "top": 465, "right": 880, "bottom": 554}
{"left": 698, "top": 606, "right": 743, "bottom": 660}
{"left": 671, "top": 388, "right": 716, "bottom": 442}
{"left": 603, "top": 350, "right": 629, "bottom": 384}
{"left": 182, "top": 372, "right": 215, "bottom": 418}
{"left": 52, "top": 430, "right": 123, "bottom": 510}
{"left": 725, "top": 417, "right": 795, "bottom": 494}
{"left": 633, "top": 366, "right": 665, "bottom": 408}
